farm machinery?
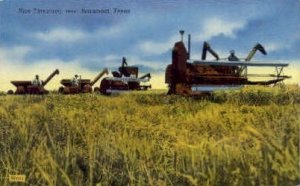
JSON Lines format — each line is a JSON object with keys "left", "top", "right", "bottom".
{"left": 8, "top": 69, "right": 59, "bottom": 94}
{"left": 165, "top": 30, "right": 291, "bottom": 96}
{"left": 58, "top": 68, "right": 108, "bottom": 94}
{"left": 99, "top": 57, "right": 151, "bottom": 95}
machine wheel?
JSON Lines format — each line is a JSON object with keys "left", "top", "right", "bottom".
{"left": 175, "top": 84, "right": 191, "bottom": 96}
{"left": 63, "top": 87, "right": 71, "bottom": 94}
{"left": 94, "top": 87, "right": 100, "bottom": 93}
{"left": 100, "top": 79, "right": 111, "bottom": 95}
{"left": 58, "top": 86, "right": 64, "bottom": 94}
{"left": 167, "top": 83, "right": 176, "bottom": 95}
{"left": 83, "top": 84, "right": 92, "bottom": 93}
{"left": 7, "top": 90, "right": 14, "bottom": 95}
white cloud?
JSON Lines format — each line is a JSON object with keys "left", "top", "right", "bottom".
{"left": 264, "top": 43, "right": 280, "bottom": 53}
{"left": 137, "top": 34, "right": 178, "bottom": 55}
{"left": 194, "top": 17, "right": 246, "bottom": 41}
{"left": 95, "top": 24, "right": 126, "bottom": 38}
{"left": 138, "top": 41, "right": 168, "bottom": 55}
{"left": 84, "top": 54, "right": 124, "bottom": 68}
{"left": 137, "top": 17, "right": 246, "bottom": 56}
{"left": 34, "top": 28, "right": 86, "bottom": 42}
{"left": 0, "top": 46, "right": 32, "bottom": 61}
{"left": 34, "top": 22, "right": 129, "bottom": 43}
{"left": 103, "top": 54, "right": 120, "bottom": 61}
{"left": 263, "top": 42, "right": 292, "bottom": 53}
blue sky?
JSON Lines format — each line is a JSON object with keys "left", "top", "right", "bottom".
{"left": 0, "top": 0, "right": 299, "bottom": 89}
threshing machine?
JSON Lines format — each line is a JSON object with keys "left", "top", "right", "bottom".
{"left": 9, "top": 69, "right": 59, "bottom": 94}
{"left": 99, "top": 57, "right": 151, "bottom": 95}
{"left": 59, "top": 68, "right": 108, "bottom": 94}
{"left": 165, "top": 31, "right": 291, "bottom": 96}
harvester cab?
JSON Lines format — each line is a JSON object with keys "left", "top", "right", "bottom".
{"left": 165, "top": 30, "right": 290, "bottom": 96}
{"left": 99, "top": 57, "right": 151, "bottom": 95}
{"left": 9, "top": 69, "right": 60, "bottom": 94}
{"left": 59, "top": 68, "right": 108, "bottom": 94}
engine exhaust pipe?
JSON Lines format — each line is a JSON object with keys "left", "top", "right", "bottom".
{"left": 179, "top": 30, "right": 191, "bottom": 59}
{"left": 179, "top": 30, "right": 184, "bottom": 41}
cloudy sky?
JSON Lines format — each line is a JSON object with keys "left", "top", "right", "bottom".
{"left": 0, "top": 0, "right": 299, "bottom": 90}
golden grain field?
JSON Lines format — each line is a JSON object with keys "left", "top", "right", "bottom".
{"left": 0, "top": 86, "right": 299, "bottom": 186}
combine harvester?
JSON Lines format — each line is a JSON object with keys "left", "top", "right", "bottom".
{"left": 8, "top": 69, "right": 59, "bottom": 94}
{"left": 165, "top": 30, "right": 291, "bottom": 96}
{"left": 99, "top": 57, "right": 151, "bottom": 95}
{"left": 59, "top": 68, "right": 108, "bottom": 94}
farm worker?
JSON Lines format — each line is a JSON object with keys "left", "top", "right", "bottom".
{"left": 228, "top": 50, "right": 240, "bottom": 61}
{"left": 32, "top": 75, "right": 42, "bottom": 86}
{"left": 122, "top": 57, "right": 127, "bottom": 67}
{"left": 72, "top": 74, "right": 80, "bottom": 86}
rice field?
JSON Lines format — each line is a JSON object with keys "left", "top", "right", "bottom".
{"left": 0, "top": 86, "right": 299, "bottom": 185}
